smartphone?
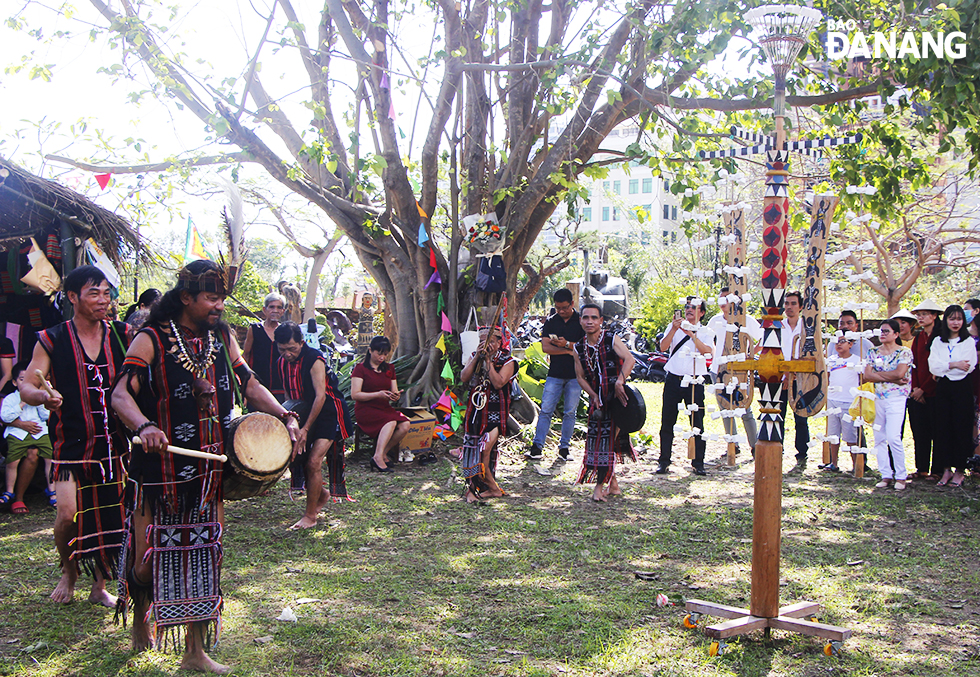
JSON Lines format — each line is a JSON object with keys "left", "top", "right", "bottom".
{"left": 674, "top": 310, "right": 682, "bottom": 320}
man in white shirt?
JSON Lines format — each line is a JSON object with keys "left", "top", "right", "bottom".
{"left": 707, "top": 288, "right": 761, "bottom": 458}
{"left": 657, "top": 297, "right": 715, "bottom": 475}
{"left": 780, "top": 291, "right": 810, "bottom": 465}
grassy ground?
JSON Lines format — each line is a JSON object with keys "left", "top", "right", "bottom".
{"left": 2, "top": 382, "right": 979, "bottom": 676}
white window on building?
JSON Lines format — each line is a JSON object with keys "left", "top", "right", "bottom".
{"left": 663, "top": 204, "right": 670, "bottom": 220}
{"left": 612, "top": 207, "right": 620, "bottom": 221}
{"left": 583, "top": 207, "right": 592, "bottom": 221}
{"left": 671, "top": 206, "right": 678, "bottom": 221}
{"left": 628, "top": 179, "right": 639, "bottom": 194}
{"left": 613, "top": 181, "right": 621, "bottom": 194}
{"left": 642, "top": 178, "right": 653, "bottom": 193}
{"left": 602, "top": 206, "right": 610, "bottom": 221}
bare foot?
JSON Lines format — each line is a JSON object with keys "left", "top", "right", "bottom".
{"left": 316, "top": 493, "right": 332, "bottom": 513}
{"left": 592, "top": 488, "right": 608, "bottom": 502}
{"left": 88, "top": 586, "right": 118, "bottom": 609}
{"left": 132, "top": 619, "right": 154, "bottom": 653}
{"left": 50, "top": 572, "right": 77, "bottom": 604}
{"left": 179, "top": 653, "right": 232, "bottom": 674}
{"left": 464, "top": 490, "right": 481, "bottom": 504}
{"left": 289, "top": 515, "right": 318, "bottom": 530}
{"left": 608, "top": 477, "right": 621, "bottom": 495}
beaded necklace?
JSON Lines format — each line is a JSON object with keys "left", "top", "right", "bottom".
{"left": 168, "top": 319, "right": 218, "bottom": 379}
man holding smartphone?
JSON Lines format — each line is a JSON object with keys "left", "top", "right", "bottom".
{"left": 657, "top": 297, "right": 715, "bottom": 475}
{"left": 527, "top": 288, "right": 586, "bottom": 461}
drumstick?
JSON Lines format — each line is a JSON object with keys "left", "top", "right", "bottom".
{"left": 35, "top": 369, "right": 56, "bottom": 398}
{"left": 130, "top": 437, "right": 228, "bottom": 463}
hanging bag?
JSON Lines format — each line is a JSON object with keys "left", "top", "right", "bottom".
{"left": 847, "top": 381, "right": 876, "bottom": 423}
{"left": 460, "top": 307, "right": 481, "bottom": 366}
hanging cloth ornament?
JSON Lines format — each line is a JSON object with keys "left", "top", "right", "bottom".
{"left": 95, "top": 173, "right": 111, "bottom": 190}
{"left": 429, "top": 248, "right": 437, "bottom": 268}
{"left": 435, "top": 334, "right": 447, "bottom": 353}
{"left": 418, "top": 222, "right": 429, "bottom": 247}
{"left": 441, "top": 360, "right": 455, "bottom": 384}
{"left": 440, "top": 311, "right": 452, "bottom": 332}
{"left": 437, "top": 291, "right": 445, "bottom": 314}
{"left": 425, "top": 269, "right": 441, "bottom": 289}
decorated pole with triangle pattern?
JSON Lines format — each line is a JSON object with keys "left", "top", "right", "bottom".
{"left": 683, "top": 5, "right": 851, "bottom": 651}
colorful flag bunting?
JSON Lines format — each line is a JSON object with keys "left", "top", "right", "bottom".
{"left": 435, "top": 334, "right": 446, "bottom": 353}
{"left": 440, "top": 311, "right": 452, "bottom": 332}
{"left": 429, "top": 248, "right": 437, "bottom": 267}
{"left": 95, "top": 173, "right": 111, "bottom": 190}
{"left": 441, "top": 360, "right": 455, "bottom": 384}
{"left": 418, "top": 222, "right": 429, "bottom": 246}
{"left": 425, "top": 269, "right": 441, "bottom": 289}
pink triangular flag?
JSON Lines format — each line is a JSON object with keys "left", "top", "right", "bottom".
{"left": 95, "top": 173, "right": 111, "bottom": 190}
{"left": 434, "top": 390, "right": 452, "bottom": 410}
{"left": 388, "top": 100, "right": 396, "bottom": 121}
{"left": 440, "top": 311, "right": 452, "bottom": 332}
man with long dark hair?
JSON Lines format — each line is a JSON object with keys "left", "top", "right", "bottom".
{"left": 111, "top": 259, "right": 298, "bottom": 672}
{"left": 20, "top": 265, "right": 130, "bottom": 607}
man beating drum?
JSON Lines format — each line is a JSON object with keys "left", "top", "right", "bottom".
{"left": 111, "top": 259, "right": 299, "bottom": 673}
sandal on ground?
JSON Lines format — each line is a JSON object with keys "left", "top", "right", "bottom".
{"left": 950, "top": 473, "right": 965, "bottom": 488}
{"left": 893, "top": 480, "right": 907, "bottom": 491}
{"left": 0, "top": 491, "right": 14, "bottom": 510}
{"left": 11, "top": 500, "right": 28, "bottom": 515}
{"left": 43, "top": 488, "right": 57, "bottom": 507}
{"left": 875, "top": 479, "right": 892, "bottom": 488}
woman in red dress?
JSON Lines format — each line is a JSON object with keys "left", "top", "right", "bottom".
{"left": 351, "top": 336, "right": 410, "bottom": 471}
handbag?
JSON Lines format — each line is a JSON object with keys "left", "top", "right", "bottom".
{"left": 460, "top": 307, "right": 480, "bottom": 365}
{"left": 847, "top": 382, "right": 876, "bottom": 423}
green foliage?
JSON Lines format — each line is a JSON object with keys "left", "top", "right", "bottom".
{"left": 224, "top": 261, "right": 267, "bottom": 328}
{"left": 634, "top": 279, "right": 701, "bottom": 344}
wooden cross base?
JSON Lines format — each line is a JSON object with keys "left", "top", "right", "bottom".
{"left": 684, "top": 598, "right": 851, "bottom": 643}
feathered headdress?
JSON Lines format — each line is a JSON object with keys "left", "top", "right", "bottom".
{"left": 175, "top": 179, "right": 248, "bottom": 296}
{"left": 218, "top": 178, "right": 247, "bottom": 295}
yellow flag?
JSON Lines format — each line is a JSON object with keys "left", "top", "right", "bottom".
{"left": 435, "top": 334, "right": 446, "bottom": 354}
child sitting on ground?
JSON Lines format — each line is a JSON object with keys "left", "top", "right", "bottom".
{"left": 819, "top": 335, "right": 862, "bottom": 473}
{"left": 1, "top": 362, "right": 56, "bottom": 514}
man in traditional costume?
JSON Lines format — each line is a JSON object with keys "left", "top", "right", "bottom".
{"left": 275, "top": 321, "right": 353, "bottom": 529}
{"left": 573, "top": 303, "right": 636, "bottom": 501}
{"left": 111, "top": 259, "right": 299, "bottom": 673}
{"left": 19, "top": 265, "right": 130, "bottom": 607}
{"left": 459, "top": 325, "right": 516, "bottom": 504}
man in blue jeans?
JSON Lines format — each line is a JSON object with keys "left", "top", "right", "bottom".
{"left": 526, "top": 289, "right": 585, "bottom": 461}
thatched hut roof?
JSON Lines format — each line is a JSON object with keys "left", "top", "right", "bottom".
{"left": 0, "top": 155, "right": 140, "bottom": 266}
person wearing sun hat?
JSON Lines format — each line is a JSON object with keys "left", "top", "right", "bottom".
{"left": 890, "top": 309, "right": 918, "bottom": 344}
{"left": 908, "top": 299, "right": 943, "bottom": 479}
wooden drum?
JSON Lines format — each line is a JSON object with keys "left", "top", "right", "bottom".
{"left": 223, "top": 412, "right": 292, "bottom": 500}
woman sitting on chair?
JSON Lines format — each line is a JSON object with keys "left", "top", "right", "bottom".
{"left": 460, "top": 325, "right": 517, "bottom": 503}
{"left": 351, "top": 336, "right": 410, "bottom": 471}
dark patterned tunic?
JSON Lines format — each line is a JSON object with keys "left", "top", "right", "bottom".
{"left": 461, "top": 350, "right": 516, "bottom": 489}
{"left": 575, "top": 330, "right": 635, "bottom": 484}
{"left": 37, "top": 320, "right": 128, "bottom": 579}
{"left": 278, "top": 344, "right": 352, "bottom": 442}
{"left": 248, "top": 322, "right": 285, "bottom": 400}
{"left": 118, "top": 322, "right": 246, "bottom": 649}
